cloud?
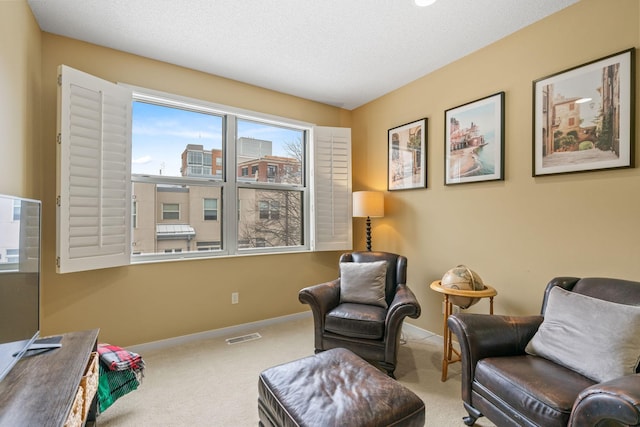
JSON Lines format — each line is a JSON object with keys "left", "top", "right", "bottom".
{"left": 132, "top": 155, "right": 152, "bottom": 164}
{"left": 132, "top": 120, "right": 220, "bottom": 139}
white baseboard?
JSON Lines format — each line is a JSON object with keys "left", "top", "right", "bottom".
{"left": 402, "top": 322, "right": 438, "bottom": 338}
{"left": 126, "top": 312, "right": 447, "bottom": 355}
{"left": 402, "top": 322, "right": 463, "bottom": 352}
{"left": 402, "top": 322, "right": 443, "bottom": 345}
{"left": 127, "top": 311, "right": 312, "bottom": 354}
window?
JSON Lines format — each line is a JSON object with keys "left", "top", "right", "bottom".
{"left": 236, "top": 119, "right": 305, "bottom": 249}
{"left": 196, "top": 241, "right": 220, "bottom": 251}
{"left": 204, "top": 198, "right": 218, "bottom": 221}
{"left": 258, "top": 201, "right": 270, "bottom": 220}
{"left": 267, "top": 164, "right": 277, "bottom": 182}
{"left": 244, "top": 190, "right": 298, "bottom": 245}
{"left": 131, "top": 98, "right": 224, "bottom": 260}
{"left": 12, "top": 200, "right": 20, "bottom": 221}
{"left": 6, "top": 249, "right": 18, "bottom": 264}
{"left": 162, "top": 203, "right": 180, "bottom": 220}
{"left": 258, "top": 200, "right": 280, "bottom": 220}
{"left": 270, "top": 201, "right": 280, "bottom": 220}
{"left": 56, "top": 65, "right": 352, "bottom": 273}
{"left": 188, "top": 151, "right": 203, "bottom": 165}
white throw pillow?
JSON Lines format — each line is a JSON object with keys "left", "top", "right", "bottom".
{"left": 339, "top": 260, "right": 388, "bottom": 308}
{"left": 525, "top": 286, "right": 640, "bottom": 383}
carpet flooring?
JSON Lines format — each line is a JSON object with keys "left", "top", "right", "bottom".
{"left": 96, "top": 315, "right": 496, "bottom": 426}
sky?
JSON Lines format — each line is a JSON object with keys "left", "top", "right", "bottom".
{"left": 448, "top": 95, "right": 500, "bottom": 136}
{"left": 131, "top": 101, "right": 304, "bottom": 177}
{"left": 549, "top": 68, "right": 602, "bottom": 127}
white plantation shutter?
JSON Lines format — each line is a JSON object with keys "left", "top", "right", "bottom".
{"left": 312, "top": 126, "right": 352, "bottom": 251}
{"left": 56, "top": 65, "right": 132, "bottom": 273}
{"left": 20, "top": 200, "right": 41, "bottom": 273}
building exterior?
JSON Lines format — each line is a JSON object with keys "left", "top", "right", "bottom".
{"left": 238, "top": 155, "right": 301, "bottom": 183}
{"left": 131, "top": 140, "right": 302, "bottom": 255}
{"left": 449, "top": 118, "right": 485, "bottom": 151}
{"left": 552, "top": 96, "right": 582, "bottom": 145}
{"left": 542, "top": 62, "right": 621, "bottom": 157}
{"left": 599, "top": 63, "right": 620, "bottom": 155}
{"left": 180, "top": 144, "right": 223, "bottom": 178}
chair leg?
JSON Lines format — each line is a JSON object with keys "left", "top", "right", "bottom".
{"left": 463, "top": 415, "right": 476, "bottom": 426}
{"left": 379, "top": 362, "right": 396, "bottom": 379}
{"left": 462, "top": 402, "right": 482, "bottom": 426}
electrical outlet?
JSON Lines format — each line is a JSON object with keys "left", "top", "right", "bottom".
{"left": 231, "top": 292, "right": 239, "bottom": 304}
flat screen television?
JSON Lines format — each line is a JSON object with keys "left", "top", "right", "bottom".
{"left": 0, "top": 194, "right": 41, "bottom": 382}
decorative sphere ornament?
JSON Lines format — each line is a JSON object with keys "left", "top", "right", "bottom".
{"left": 441, "top": 265, "right": 486, "bottom": 309}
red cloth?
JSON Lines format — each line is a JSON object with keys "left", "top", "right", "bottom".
{"left": 97, "top": 343, "right": 144, "bottom": 372}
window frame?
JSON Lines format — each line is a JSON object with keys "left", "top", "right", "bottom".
{"left": 129, "top": 85, "right": 314, "bottom": 260}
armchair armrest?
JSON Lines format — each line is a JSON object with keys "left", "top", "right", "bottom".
{"left": 298, "top": 279, "right": 340, "bottom": 315}
{"left": 448, "top": 313, "right": 543, "bottom": 359}
{"left": 386, "top": 283, "right": 421, "bottom": 324}
{"left": 382, "top": 283, "right": 421, "bottom": 368}
{"left": 447, "top": 313, "right": 543, "bottom": 403}
{"left": 298, "top": 279, "right": 340, "bottom": 350}
{"left": 570, "top": 374, "right": 640, "bottom": 426}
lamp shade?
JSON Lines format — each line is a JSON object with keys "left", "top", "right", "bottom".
{"left": 353, "top": 191, "right": 384, "bottom": 218}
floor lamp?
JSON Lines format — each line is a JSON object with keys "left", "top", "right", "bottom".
{"left": 352, "top": 191, "right": 384, "bottom": 251}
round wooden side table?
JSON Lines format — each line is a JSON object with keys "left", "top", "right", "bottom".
{"left": 430, "top": 280, "right": 497, "bottom": 382}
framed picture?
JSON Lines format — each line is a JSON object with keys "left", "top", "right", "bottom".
{"left": 533, "top": 48, "right": 635, "bottom": 176}
{"left": 388, "top": 118, "right": 427, "bottom": 191}
{"left": 445, "top": 92, "right": 505, "bottom": 185}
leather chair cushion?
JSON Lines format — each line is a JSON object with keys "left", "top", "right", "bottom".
{"left": 324, "top": 303, "right": 386, "bottom": 339}
{"left": 258, "top": 348, "right": 425, "bottom": 427}
{"left": 474, "top": 355, "right": 595, "bottom": 427}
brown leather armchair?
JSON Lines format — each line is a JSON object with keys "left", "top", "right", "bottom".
{"left": 298, "top": 251, "right": 421, "bottom": 378}
{"left": 447, "top": 277, "right": 640, "bottom": 427}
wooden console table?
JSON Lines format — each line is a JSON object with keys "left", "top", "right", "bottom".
{"left": 430, "top": 280, "right": 496, "bottom": 381}
{"left": 0, "top": 329, "right": 99, "bottom": 426}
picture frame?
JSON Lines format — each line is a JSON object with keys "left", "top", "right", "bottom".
{"left": 444, "top": 92, "right": 505, "bottom": 185}
{"left": 533, "top": 48, "right": 635, "bottom": 176}
{"left": 388, "top": 118, "right": 427, "bottom": 191}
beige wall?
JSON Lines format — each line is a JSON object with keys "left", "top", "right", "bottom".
{"left": 0, "top": 0, "right": 41, "bottom": 198}
{"left": 4, "top": 0, "right": 640, "bottom": 346}
{"left": 36, "top": 36, "right": 349, "bottom": 345}
{"left": 352, "top": 0, "right": 640, "bottom": 334}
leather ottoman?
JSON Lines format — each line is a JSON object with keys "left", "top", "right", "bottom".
{"left": 258, "top": 348, "right": 425, "bottom": 427}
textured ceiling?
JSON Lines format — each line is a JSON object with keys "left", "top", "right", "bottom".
{"left": 28, "top": 0, "right": 579, "bottom": 110}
